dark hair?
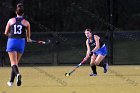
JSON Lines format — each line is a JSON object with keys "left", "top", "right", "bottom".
{"left": 85, "top": 28, "right": 92, "bottom": 33}
{"left": 16, "top": 3, "right": 24, "bottom": 16}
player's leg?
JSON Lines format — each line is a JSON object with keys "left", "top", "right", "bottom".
{"left": 94, "top": 55, "right": 105, "bottom": 65}
{"left": 7, "top": 68, "right": 15, "bottom": 86}
{"left": 94, "top": 55, "right": 108, "bottom": 73}
{"left": 89, "top": 54, "right": 97, "bottom": 76}
{"left": 98, "top": 56, "right": 107, "bottom": 67}
{"left": 9, "top": 52, "right": 20, "bottom": 76}
{"left": 15, "top": 52, "right": 22, "bottom": 86}
{"left": 98, "top": 56, "right": 108, "bottom": 72}
{"left": 14, "top": 39, "right": 25, "bottom": 86}
{"left": 17, "top": 52, "right": 22, "bottom": 64}
{"left": 7, "top": 51, "right": 18, "bottom": 86}
{"left": 8, "top": 51, "right": 22, "bottom": 86}
{"left": 94, "top": 45, "right": 108, "bottom": 73}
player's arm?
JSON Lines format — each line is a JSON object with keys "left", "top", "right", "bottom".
{"left": 85, "top": 39, "right": 91, "bottom": 59}
{"left": 4, "top": 19, "right": 11, "bottom": 36}
{"left": 91, "top": 35, "right": 100, "bottom": 52}
{"left": 26, "top": 21, "right": 32, "bottom": 42}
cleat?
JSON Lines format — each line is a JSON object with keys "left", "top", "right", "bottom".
{"left": 16, "top": 74, "right": 22, "bottom": 86}
{"left": 7, "top": 81, "right": 13, "bottom": 87}
{"left": 89, "top": 73, "right": 97, "bottom": 76}
{"left": 104, "top": 63, "right": 108, "bottom": 73}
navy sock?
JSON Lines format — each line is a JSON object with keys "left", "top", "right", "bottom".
{"left": 91, "top": 65, "right": 97, "bottom": 74}
{"left": 98, "top": 61, "right": 106, "bottom": 68}
{"left": 10, "top": 68, "right": 15, "bottom": 82}
{"left": 12, "top": 65, "right": 19, "bottom": 76}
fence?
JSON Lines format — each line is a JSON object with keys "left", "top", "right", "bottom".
{"left": 0, "top": 31, "right": 140, "bottom": 66}
{"left": 0, "top": 0, "right": 140, "bottom": 66}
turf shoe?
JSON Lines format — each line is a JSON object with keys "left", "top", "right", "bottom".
{"left": 89, "top": 72, "right": 97, "bottom": 76}
{"left": 103, "top": 63, "right": 108, "bottom": 73}
{"left": 90, "top": 73, "right": 97, "bottom": 76}
{"left": 7, "top": 81, "right": 13, "bottom": 87}
{"left": 16, "top": 74, "right": 22, "bottom": 86}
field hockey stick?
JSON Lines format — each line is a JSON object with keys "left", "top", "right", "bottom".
{"left": 65, "top": 56, "right": 90, "bottom": 77}
{"left": 31, "top": 39, "right": 51, "bottom": 45}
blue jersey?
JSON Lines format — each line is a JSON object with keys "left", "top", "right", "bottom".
{"left": 88, "top": 35, "right": 107, "bottom": 56}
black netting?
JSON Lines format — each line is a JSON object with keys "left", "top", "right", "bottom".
{"left": 23, "top": 0, "right": 109, "bottom": 32}
{"left": 116, "top": 0, "right": 140, "bottom": 30}
{"left": 113, "top": 31, "right": 140, "bottom": 64}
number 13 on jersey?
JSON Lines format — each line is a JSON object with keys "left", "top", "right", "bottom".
{"left": 14, "top": 25, "right": 22, "bottom": 34}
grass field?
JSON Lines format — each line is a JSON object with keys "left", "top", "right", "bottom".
{"left": 0, "top": 66, "right": 140, "bottom": 93}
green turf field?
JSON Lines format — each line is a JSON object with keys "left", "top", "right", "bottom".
{"left": 0, "top": 66, "right": 140, "bottom": 93}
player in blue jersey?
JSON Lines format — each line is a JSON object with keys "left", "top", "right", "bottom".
{"left": 84, "top": 28, "right": 108, "bottom": 76}
{"left": 4, "top": 3, "right": 32, "bottom": 86}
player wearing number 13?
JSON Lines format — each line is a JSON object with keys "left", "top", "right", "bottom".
{"left": 4, "top": 3, "right": 32, "bottom": 86}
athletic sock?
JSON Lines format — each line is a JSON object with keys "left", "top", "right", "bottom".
{"left": 98, "top": 61, "right": 106, "bottom": 68}
{"left": 12, "top": 65, "right": 19, "bottom": 76}
{"left": 91, "top": 65, "right": 97, "bottom": 74}
{"left": 10, "top": 68, "right": 15, "bottom": 82}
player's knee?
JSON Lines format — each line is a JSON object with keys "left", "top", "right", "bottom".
{"left": 90, "top": 62, "right": 94, "bottom": 66}
{"left": 94, "top": 61, "right": 100, "bottom": 66}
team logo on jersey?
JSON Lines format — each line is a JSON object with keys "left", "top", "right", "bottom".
{"left": 91, "top": 42, "right": 96, "bottom": 47}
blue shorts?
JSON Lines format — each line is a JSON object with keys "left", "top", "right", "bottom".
{"left": 93, "top": 44, "right": 107, "bottom": 56}
{"left": 6, "top": 38, "right": 25, "bottom": 54}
